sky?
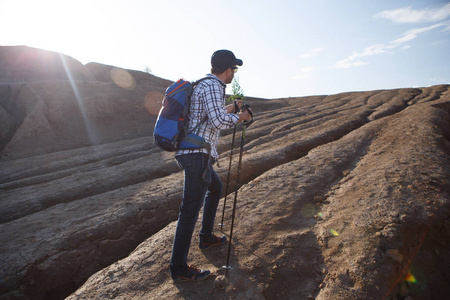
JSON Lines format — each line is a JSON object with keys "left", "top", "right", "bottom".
{"left": 1, "top": 0, "right": 449, "bottom": 99}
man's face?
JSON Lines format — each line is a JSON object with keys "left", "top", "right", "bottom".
{"left": 224, "top": 65, "right": 236, "bottom": 84}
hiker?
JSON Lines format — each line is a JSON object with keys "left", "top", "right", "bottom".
{"left": 170, "top": 50, "right": 252, "bottom": 281}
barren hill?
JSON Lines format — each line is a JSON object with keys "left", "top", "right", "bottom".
{"left": 0, "top": 46, "right": 449, "bottom": 300}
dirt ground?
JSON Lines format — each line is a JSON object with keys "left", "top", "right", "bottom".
{"left": 68, "top": 95, "right": 450, "bottom": 300}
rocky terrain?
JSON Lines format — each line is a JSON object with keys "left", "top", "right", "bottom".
{"left": 0, "top": 46, "right": 449, "bottom": 299}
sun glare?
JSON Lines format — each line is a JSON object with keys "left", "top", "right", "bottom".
{"left": 1, "top": 0, "right": 124, "bottom": 67}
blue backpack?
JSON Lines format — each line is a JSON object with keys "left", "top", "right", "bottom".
{"left": 153, "top": 77, "right": 211, "bottom": 152}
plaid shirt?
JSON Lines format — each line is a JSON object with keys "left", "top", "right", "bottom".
{"left": 176, "top": 74, "right": 239, "bottom": 160}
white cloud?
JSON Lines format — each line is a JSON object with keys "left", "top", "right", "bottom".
{"left": 391, "top": 24, "right": 442, "bottom": 45}
{"left": 360, "top": 44, "right": 392, "bottom": 56}
{"left": 333, "top": 53, "right": 368, "bottom": 69}
{"left": 443, "top": 20, "right": 450, "bottom": 31}
{"left": 375, "top": 3, "right": 450, "bottom": 23}
{"left": 300, "top": 47, "right": 324, "bottom": 59}
{"left": 332, "top": 23, "right": 446, "bottom": 69}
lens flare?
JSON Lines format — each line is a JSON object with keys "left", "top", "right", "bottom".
{"left": 404, "top": 272, "right": 417, "bottom": 283}
{"left": 330, "top": 228, "right": 339, "bottom": 236}
{"left": 110, "top": 68, "right": 135, "bottom": 89}
{"left": 144, "top": 91, "right": 164, "bottom": 115}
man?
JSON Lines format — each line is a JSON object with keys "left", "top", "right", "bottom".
{"left": 170, "top": 50, "right": 252, "bottom": 281}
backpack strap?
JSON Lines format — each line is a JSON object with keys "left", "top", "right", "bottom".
{"left": 181, "top": 76, "right": 214, "bottom": 130}
{"left": 182, "top": 76, "right": 221, "bottom": 139}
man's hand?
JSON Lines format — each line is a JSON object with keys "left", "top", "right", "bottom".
{"left": 226, "top": 100, "right": 243, "bottom": 114}
{"left": 237, "top": 108, "right": 252, "bottom": 123}
{"left": 235, "top": 99, "right": 243, "bottom": 110}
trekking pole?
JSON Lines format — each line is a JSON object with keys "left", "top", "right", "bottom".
{"left": 223, "top": 104, "right": 253, "bottom": 273}
{"left": 219, "top": 125, "right": 237, "bottom": 231}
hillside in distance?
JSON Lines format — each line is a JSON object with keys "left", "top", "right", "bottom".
{"left": 0, "top": 46, "right": 449, "bottom": 300}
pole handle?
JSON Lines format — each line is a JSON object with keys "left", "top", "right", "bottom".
{"left": 241, "top": 104, "right": 254, "bottom": 126}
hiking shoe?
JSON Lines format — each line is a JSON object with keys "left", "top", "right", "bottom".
{"left": 199, "top": 234, "right": 227, "bottom": 251}
{"left": 172, "top": 265, "right": 211, "bottom": 282}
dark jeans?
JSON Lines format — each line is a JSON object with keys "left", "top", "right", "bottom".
{"left": 169, "top": 153, "right": 223, "bottom": 277}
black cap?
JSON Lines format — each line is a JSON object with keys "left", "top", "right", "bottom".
{"left": 211, "top": 50, "right": 243, "bottom": 71}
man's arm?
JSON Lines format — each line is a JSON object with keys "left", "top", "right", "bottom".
{"left": 204, "top": 82, "right": 239, "bottom": 129}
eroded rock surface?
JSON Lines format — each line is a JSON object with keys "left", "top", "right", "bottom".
{"left": 1, "top": 46, "right": 449, "bottom": 300}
